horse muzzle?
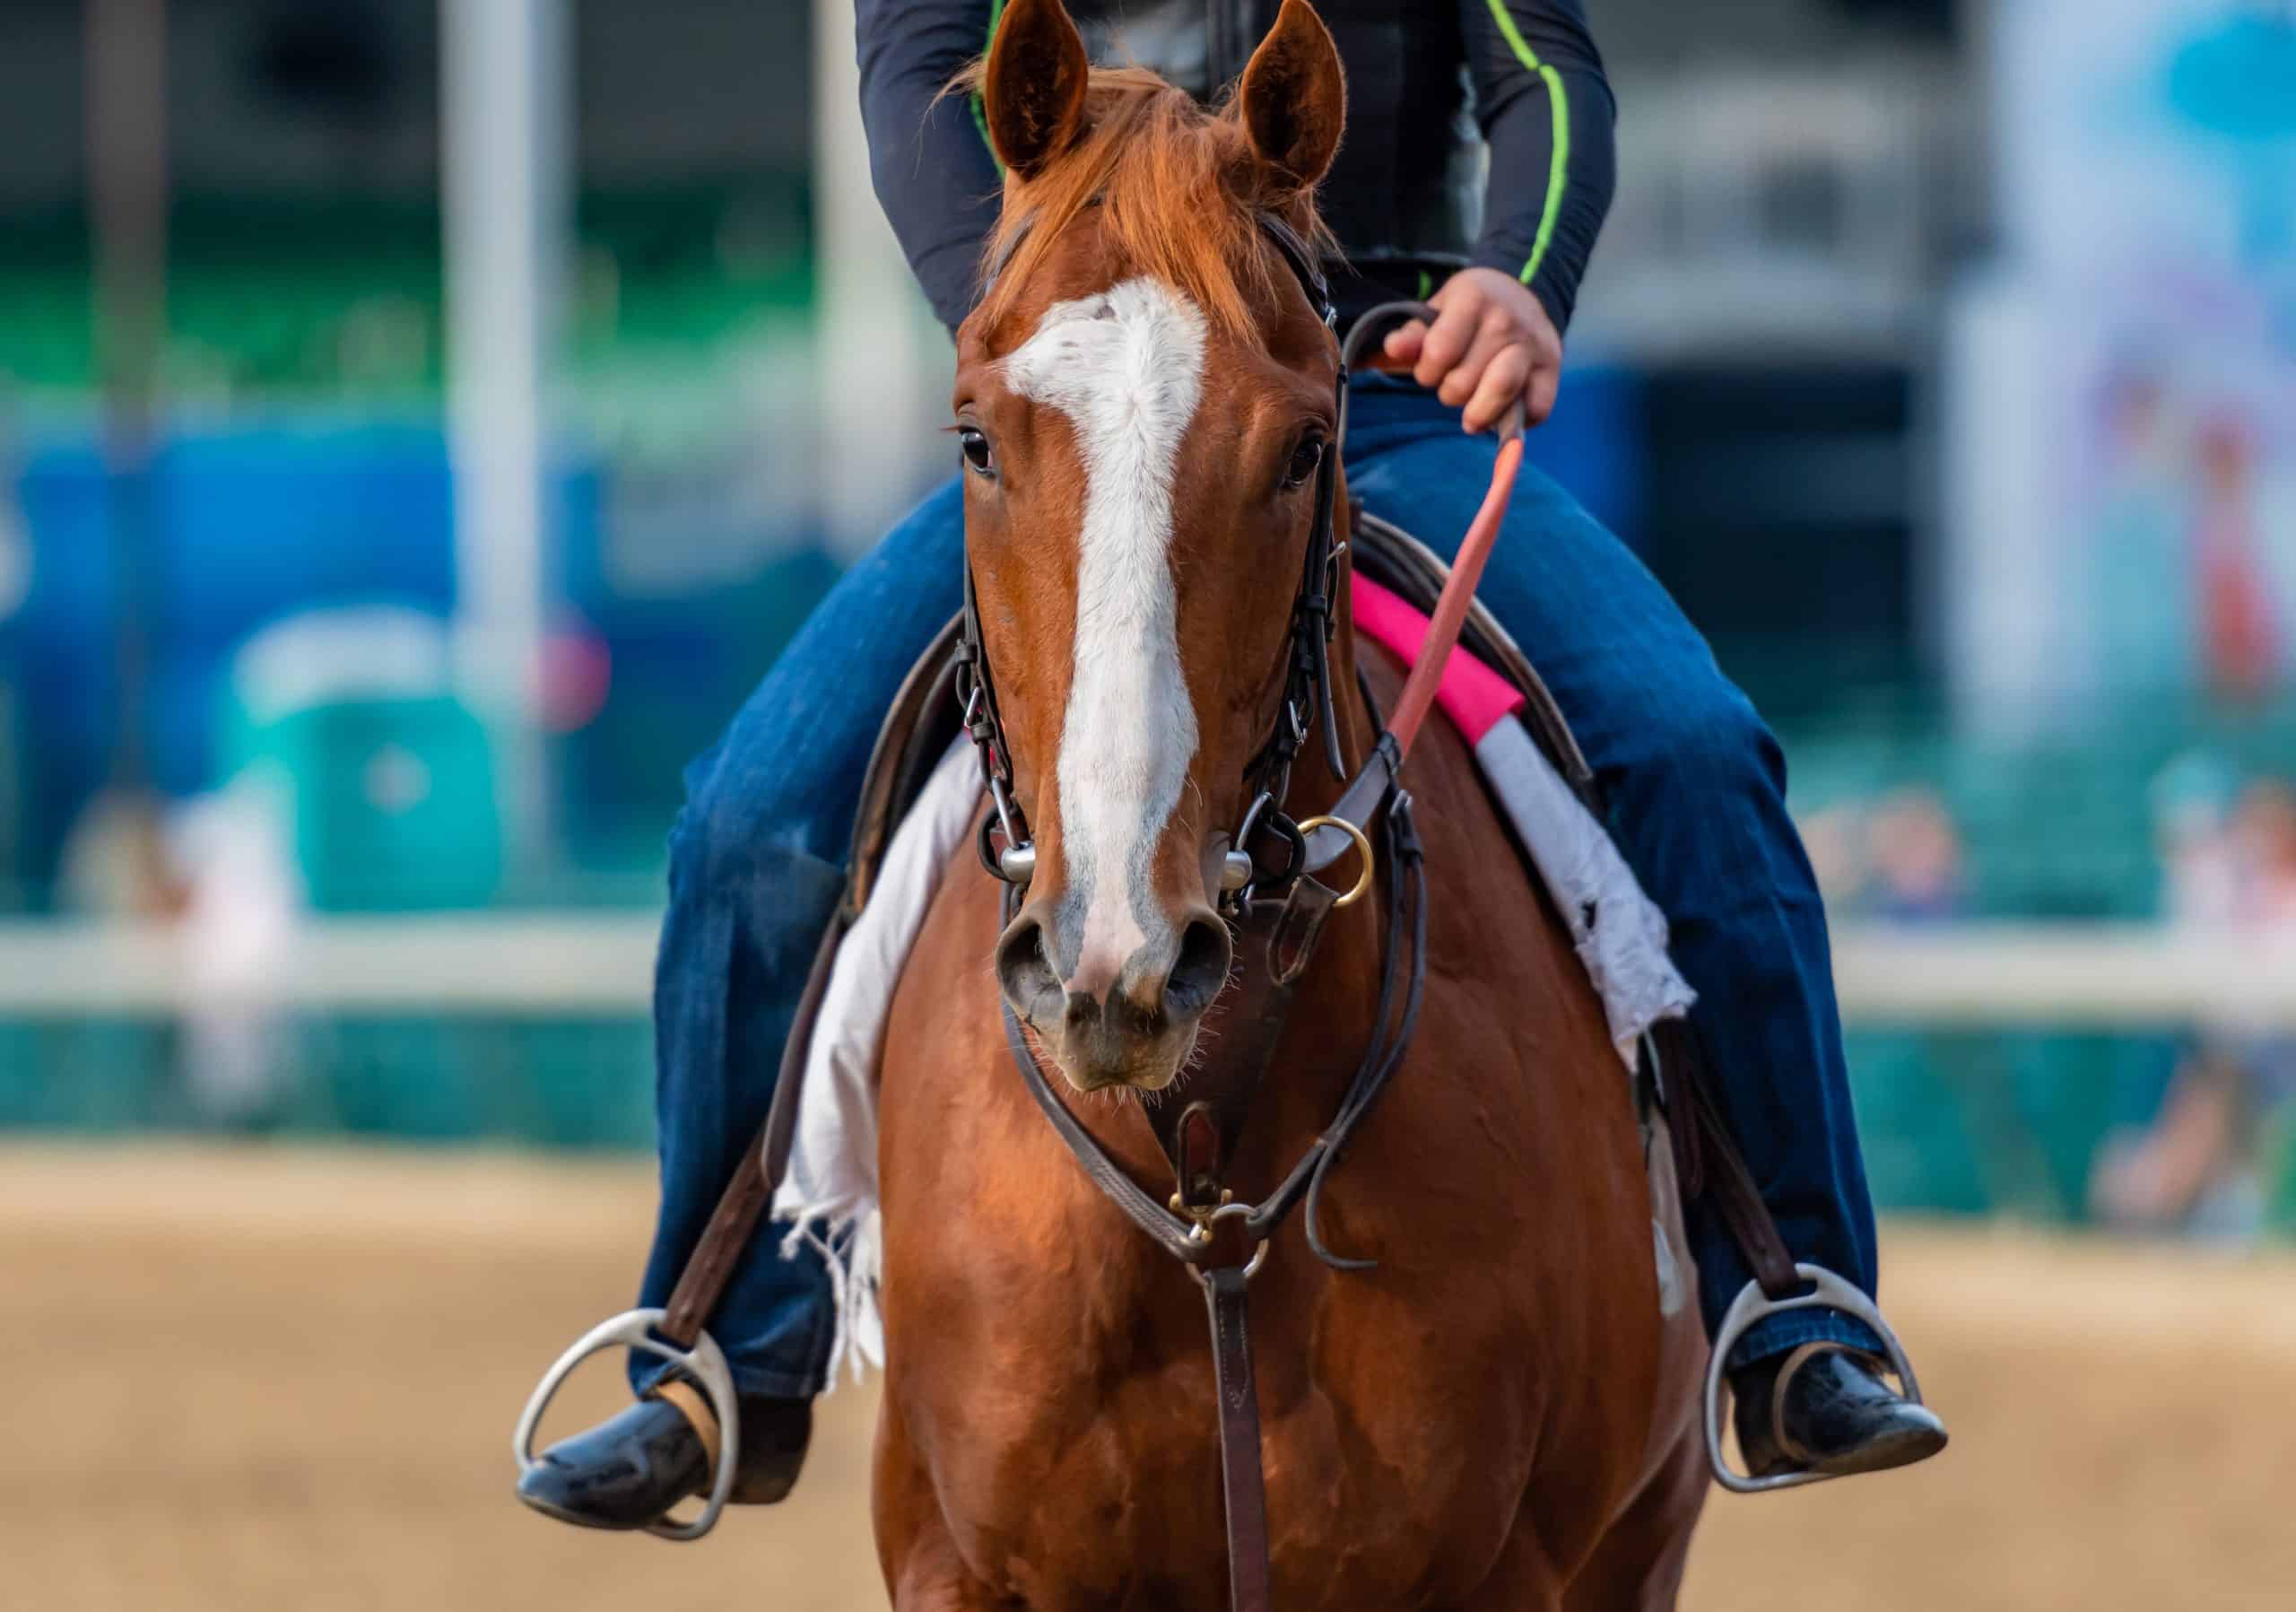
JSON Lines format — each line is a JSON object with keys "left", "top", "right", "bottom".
{"left": 994, "top": 902, "right": 1233, "bottom": 1092}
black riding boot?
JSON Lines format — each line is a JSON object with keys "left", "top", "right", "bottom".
{"left": 516, "top": 1390, "right": 813, "bottom": 1530}
{"left": 1730, "top": 1344, "right": 1947, "bottom": 1480}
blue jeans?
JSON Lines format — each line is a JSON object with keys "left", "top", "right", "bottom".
{"left": 630, "top": 379, "right": 1882, "bottom": 1398}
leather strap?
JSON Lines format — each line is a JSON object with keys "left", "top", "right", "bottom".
{"left": 1302, "top": 349, "right": 1524, "bottom": 876}
{"left": 658, "top": 618, "right": 974, "bottom": 1346}
{"left": 657, "top": 623, "right": 970, "bottom": 1354}
{"left": 1246, "top": 799, "right": 1423, "bottom": 1259}
{"left": 1205, "top": 1267, "right": 1274, "bottom": 1612}
{"left": 648, "top": 1378, "right": 723, "bottom": 1471}
{"left": 1656, "top": 1019, "right": 1802, "bottom": 1302}
{"left": 847, "top": 614, "right": 968, "bottom": 911}
{"left": 1767, "top": 1341, "right": 1838, "bottom": 1467}
{"left": 1003, "top": 1000, "right": 1212, "bottom": 1266}
{"left": 1144, "top": 890, "right": 1330, "bottom": 1214}
{"left": 660, "top": 909, "right": 849, "bottom": 1349}
{"left": 1303, "top": 734, "right": 1399, "bottom": 877}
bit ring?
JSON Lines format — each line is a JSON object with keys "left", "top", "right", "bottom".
{"left": 1294, "top": 815, "right": 1374, "bottom": 908}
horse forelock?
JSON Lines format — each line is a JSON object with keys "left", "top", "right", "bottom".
{"left": 954, "top": 63, "right": 1335, "bottom": 348}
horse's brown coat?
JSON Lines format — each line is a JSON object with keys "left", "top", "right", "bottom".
{"left": 874, "top": 4, "right": 1705, "bottom": 1605}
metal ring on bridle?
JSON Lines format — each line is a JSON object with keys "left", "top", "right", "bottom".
{"left": 1184, "top": 1202, "right": 1272, "bottom": 1283}
{"left": 1293, "top": 814, "right": 1374, "bottom": 908}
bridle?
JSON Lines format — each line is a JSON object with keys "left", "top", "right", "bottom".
{"left": 956, "top": 210, "right": 1357, "bottom": 915}
{"left": 952, "top": 208, "right": 1528, "bottom": 1612}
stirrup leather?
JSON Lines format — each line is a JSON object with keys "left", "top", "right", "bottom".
{"left": 513, "top": 1308, "right": 742, "bottom": 1541}
{"left": 1700, "top": 1263, "right": 1926, "bottom": 1494}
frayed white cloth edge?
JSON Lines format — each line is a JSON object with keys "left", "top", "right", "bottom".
{"left": 769, "top": 736, "right": 981, "bottom": 1387}
{"left": 771, "top": 718, "right": 1695, "bottom": 1386}
{"left": 1471, "top": 720, "right": 1697, "bottom": 1065}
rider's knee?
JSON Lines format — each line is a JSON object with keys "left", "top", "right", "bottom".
{"left": 667, "top": 794, "right": 738, "bottom": 898}
{"left": 667, "top": 797, "right": 848, "bottom": 961}
{"left": 1640, "top": 680, "right": 1785, "bottom": 809}
{"left": 668, "top": 756, "right": 810, "bottom": 897}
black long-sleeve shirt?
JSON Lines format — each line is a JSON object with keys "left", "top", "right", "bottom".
{"left": 854, "top": 0, "right": 1615, "bottom": 337}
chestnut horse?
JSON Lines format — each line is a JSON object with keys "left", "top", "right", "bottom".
{"left": 872, "top": 3, "right": 1706, "bottom": 1606}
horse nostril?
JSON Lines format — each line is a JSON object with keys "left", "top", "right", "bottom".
{"left": 995, "top": 914, "right": 1065, "bottom": 1024}
{"left": 1162, "top": 915, "right": 1234, "bottom": 1021}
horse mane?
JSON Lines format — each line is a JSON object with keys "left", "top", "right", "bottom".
{"left": 950, "top": 63, "right": 1338, "bottom": 344}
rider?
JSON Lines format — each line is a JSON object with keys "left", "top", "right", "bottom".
{"left": 518, "top": 0, "right": 1946, "bottom": 1529}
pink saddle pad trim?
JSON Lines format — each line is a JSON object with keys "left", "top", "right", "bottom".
{"left": 1348, "top": 573, "right": 1526, "bottom": 745}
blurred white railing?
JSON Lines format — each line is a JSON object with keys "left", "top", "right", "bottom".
{"left": 1830, "top": 926, "right": 2296, "bottom": 1029}
{"left": 5, "top": 918, "right": 2296, "bottom": 1028}
{"left": 0, "top": 916, "right": 657, "bottom": 1015}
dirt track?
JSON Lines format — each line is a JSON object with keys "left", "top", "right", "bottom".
{"left": 4, "top": 1144, "right": 2292, "bottom": 1610}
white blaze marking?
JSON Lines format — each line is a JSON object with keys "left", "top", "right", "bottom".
{"left": 1004, "top": 277, "right": 1206, "bottom": 984}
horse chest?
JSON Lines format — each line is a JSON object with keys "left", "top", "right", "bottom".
{"left": 872, "top": 732, "right": 1675, "bottom": 1605}
{"left": 881, "top": 1220, "right": 1555, "bottom": 1608}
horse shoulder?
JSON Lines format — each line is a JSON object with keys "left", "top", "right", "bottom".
{"left": 1300, "top": 658, "right": 1684, "bottom": 1568}
{"left": 1356, "top": 653, "right": 1657, "bottom": 1302}
{"left": 1425, "top": 699, "right": 1703, "bottom": 1573}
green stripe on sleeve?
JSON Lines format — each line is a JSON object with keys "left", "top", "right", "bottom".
{"left": 1482, "top": 0, "right": 1570, "bottom": 288}
{"left": 970, "top": 0, "right": 1009, "bottom": 177}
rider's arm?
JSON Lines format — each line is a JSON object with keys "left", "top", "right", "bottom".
{"left": 1460, "top": 0, "right": 1617, "bottom": 335}
{"left": 856, "top": 0, "right": 1006, "bottom": 335}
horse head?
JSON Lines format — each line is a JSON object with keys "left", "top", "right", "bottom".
{"left": 952, "top": 0, "right": 1349, "bottom": 1094}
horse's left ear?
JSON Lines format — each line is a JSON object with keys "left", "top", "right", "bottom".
{"left": 982, "top": 0, "right": 1091, "bottom": 179}
{"left": 1237, "top": 0, "right": 1346, "bottom": 194}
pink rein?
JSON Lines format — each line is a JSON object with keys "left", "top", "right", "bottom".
{"left": 1373, "top": 432, "right": 1525, "bottom": 760}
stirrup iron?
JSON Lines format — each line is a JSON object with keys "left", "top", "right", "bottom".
{"left": 1700, "top": 1263, "right": 1925, "bottom": 1494}
{"left": 513, "top": 1307, "right": 741, "bottom": 1541}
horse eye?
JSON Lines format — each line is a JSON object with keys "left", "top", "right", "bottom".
{"left": 959, "top": 427, "right": 996, "bottom": 476}
{"left": 1283, "top": 437, "right": 1325, "bottom": 490}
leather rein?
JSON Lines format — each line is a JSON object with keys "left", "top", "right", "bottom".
{"left": 956, "top": 213, "right": 1528, "bottom": 1612}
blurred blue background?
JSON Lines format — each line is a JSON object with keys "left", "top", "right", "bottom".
{"left": 2, "top": 0, "right": 2292, "bottom": 1242}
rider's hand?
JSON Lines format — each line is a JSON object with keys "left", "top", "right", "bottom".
{"left": 1380, "top": 266, "right": 1562, "bottom": 436}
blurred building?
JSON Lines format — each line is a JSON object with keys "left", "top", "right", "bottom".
{"left": 0, "top": 0, "right": 850, "bottom": 910}
{"left": 0, "top": 0, "right": 2048, "bottom": 912}
{"left": 4, "top": 3, "right": 2296, "bottom": 923}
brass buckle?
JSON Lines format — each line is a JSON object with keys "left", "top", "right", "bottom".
{"left": 1169, "top": 1187, "right": 1236, "bottom": 1228}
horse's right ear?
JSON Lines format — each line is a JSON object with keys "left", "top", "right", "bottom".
{"left": 1237, "top": 0, "right": 1345, "bottom": 194}
{"left": 982, "top": 0, "right": 1090, "bottom": 179}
